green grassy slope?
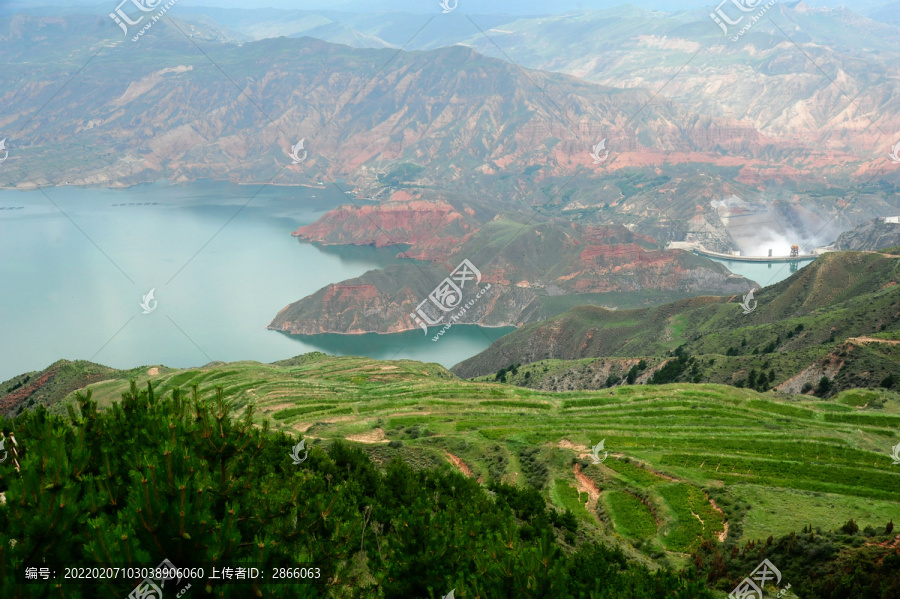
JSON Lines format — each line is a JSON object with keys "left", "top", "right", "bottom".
{"left": 29, "top": 352, "right": 900, "bottom": 574}
{"left": 451, "top": 251, "right": 900, "bottom": 396}
{"left": 0, "top": 359, "right": 119, "bottom": 417}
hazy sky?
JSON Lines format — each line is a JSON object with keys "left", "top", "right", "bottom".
{"left": 5, "top": 0, "right": 898, "bottom": 15}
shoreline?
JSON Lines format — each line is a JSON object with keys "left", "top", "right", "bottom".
{"left": 0, "top": 179, "right": 357, "bottom": 192}
{"left": 273, "top": 323, "right": 518, "bottom": 337}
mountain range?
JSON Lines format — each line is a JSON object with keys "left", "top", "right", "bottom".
{"left": 149, "top": 2, "right": 900, "bottom": 156}
{"left": 2, "top": 5, "right": 900, "bottom": 379}
{"left": 2, "top": 8, "right": 898, "bottom": 234}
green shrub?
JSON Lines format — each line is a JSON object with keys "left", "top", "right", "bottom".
{"left": 0, "top": 381, "right": 715, "bottom": 599}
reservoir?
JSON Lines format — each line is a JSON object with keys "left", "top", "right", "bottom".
{"left": 0, "top": 181, "right": 511, "bottom": 382}
{"left": 705, "top": 256, "right": 815, "bottom": 287}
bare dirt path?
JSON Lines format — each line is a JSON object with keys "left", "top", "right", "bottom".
{"left": 558, "top": 439, "right": 587, "bottom": 453}
{"left": 865, "top": 535, "right": 900, "bottom": 565}
{"left": 691, "top": 510, "right": 704, "bottom": 526}
{"left": 708, "top": 497, "right": 730, "bottom": 542}
{"left": 344, "top": 428, "right": 387, "bottom": 443}
{"left": 444, "top": 451, "right": 474, "bottom": 478}
{"left": 293, "top": 415, "right": 355, "bottom": 433}
{"left": 560, "top": 440, "right": 728, "bottom": 541}
{"left": 866, "top": 534, "right": 900, "bottom": 549}
{"left": 572, "top": 464, "right": 603, "bottom": 527}
{"left": 573, "top": 463, "right": 601, "bottom": 505}
{"left": 847, "top": 337, "right": 900, "bottom": 345}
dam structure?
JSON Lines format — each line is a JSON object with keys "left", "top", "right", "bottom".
{"left": 667, "top": 241, "right": 824, "bottom": 263}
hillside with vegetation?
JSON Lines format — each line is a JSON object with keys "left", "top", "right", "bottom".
{"left": 269, "top": 220, "right": 753, "bottom": 335}
{"left": 2, "top": 352, "right": 899, "bottom": 597}
{"left": 0, "top": 378, "right": 716, "bottom": 599}
{"left": 452, "top": 250, "right": 900, "bottom": 397}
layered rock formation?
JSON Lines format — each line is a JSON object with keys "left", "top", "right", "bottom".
{"left": 833, "top": 218, "right": 900, "bottom": 252}
{"left": 291, "top": 193, "right": 483, "bottom": 260}
{"left": 270, "top": 219, "right": 753, "bottom": 335}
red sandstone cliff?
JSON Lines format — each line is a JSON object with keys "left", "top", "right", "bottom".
{"left": 292, "top": 194, "right": 483, "bottom": 261}
{"left": 270, "top": 221, "right": 753, "bottom": 335}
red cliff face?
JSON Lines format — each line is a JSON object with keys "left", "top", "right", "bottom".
{"left": 271, "top": 221, "right": 753, "bottom": 335}
{"left": 292, "top": 195, "right": 480, "bottom": 260}
{"left": 0, "top": 370, "right": 54, "bottom": 415}
{"left": 571, "top": 244, "right": 684, "bottom": 292}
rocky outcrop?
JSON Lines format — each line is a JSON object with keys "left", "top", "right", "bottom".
{"left": 292, "top": 194, "right": 483, "bottom": 260}
{"left": 0, "top": 369, "right": 55, "bottom": 416}
{"left": 0, "top": 360, "right": 117, "bottom": 417}
{"left": 833, "top": 218, "right": 900, "bottom": 252}
{"left": 269, "top": 265, "right": 540, "bottom": 335}
{"left": 269, "top": 221, "right": 753, "bottom": 335}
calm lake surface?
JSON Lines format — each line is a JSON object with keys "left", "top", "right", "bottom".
{"left": 706, "top": 257, "right": 815, "bottom": 287}
{"left": 0, "top": 181, "right": 512, "bottom": 382}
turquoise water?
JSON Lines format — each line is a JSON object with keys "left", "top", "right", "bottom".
{"left": 706, "top": 257, "right": 815, "bottom": 287}
{"left": 0, "top": 181, "right": 510, "bottom": 382}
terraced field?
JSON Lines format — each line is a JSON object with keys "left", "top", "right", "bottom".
{"left": 58, "top": 352, "right": 900, "bottom": 570}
